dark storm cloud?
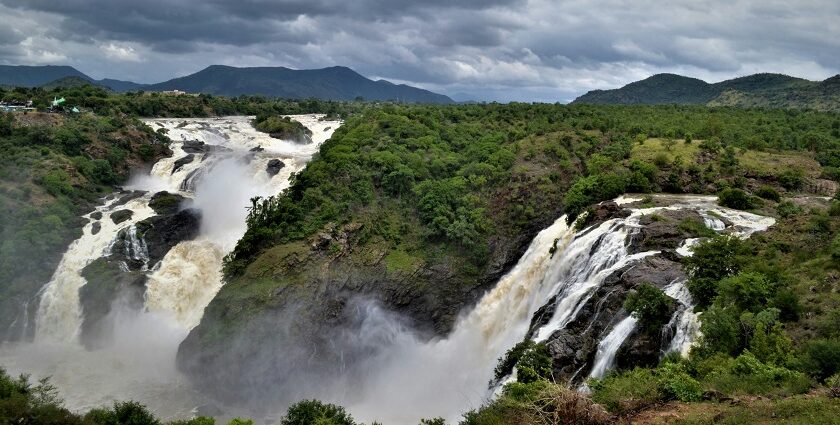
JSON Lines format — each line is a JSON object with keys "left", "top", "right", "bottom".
{"left": 0, "top": 0, "right": 837, "bottom": 101}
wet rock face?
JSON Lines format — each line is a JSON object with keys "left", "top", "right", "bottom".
{"left": 78, "top": 205, "right": 201, "bottom": 349}
{"left": 526, "top": 255, "right": 685, "bottom": 384}
{"left": 148, "top": 191, "right": 188, "bottom": 215}
{"left": 181, "top": 140, "right": 208, "bottom": 154}
{"left": 628, "top": 209, "right": 709, "bottom": 253}
{"left": 91, "top": 222, "right": 101, "bottom": 235}
{"left": 111, "top": 190, "right": 146, "bottom": 207}
{"left": 79, "top": 257, "right": 146, "bottom": 349}
{"left": 266, "top": 159, "right": 286, "bottom": 177}
{"left": 90, "top": 211, "right": 103, "bottom": 220}
{"left": 182, "top": 140, "right": 232, "bottom": 155}
{"left": 110, "top": 209, "right": 134, "bottom": 224}
{"left": 177, "top": 221, "right": 541, "bottom": 405}
{"left": 172, "top": 154, "right": 195, "bottom": 174}
{"left": 136, "top": 208, "right": 201, "bottom": 267}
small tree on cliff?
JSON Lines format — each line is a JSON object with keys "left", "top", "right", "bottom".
{"left": 624, "top": 283, "right": 675, "bottom": 333}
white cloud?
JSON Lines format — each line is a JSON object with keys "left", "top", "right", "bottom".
{"left": 102, "top": 43, "right": 142, "bottom": 62}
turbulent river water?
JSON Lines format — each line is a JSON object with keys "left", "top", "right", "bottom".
{"left": 0, "top": 115, "right": 340, "bottom": 420}
{"left": 0, "top": 115, "right": 775, "bottom": 425}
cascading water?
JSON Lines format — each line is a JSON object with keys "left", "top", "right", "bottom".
{"left": 0, "top": 115, "right": 340, "bottom": 419}
{"left": 2, "top": 120, "right": 777, "bottom": 425}
{"left": 303, "top": 195, "right": 774, "bottom": 424}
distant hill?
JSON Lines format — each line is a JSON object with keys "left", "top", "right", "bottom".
{"left": 39, "top": 76, "right": 106, "bottom": 90}
{"left": 572, "top": 73, "right": 840, "bottom": 111}
{"left": 0, "top": 65, "right": 91, "bottom": 87}
{"left": 145, "top": 65, "right": 453, "bottom": 103}
{"left": 0, "top": 64, "right": 453, "bottom": 103}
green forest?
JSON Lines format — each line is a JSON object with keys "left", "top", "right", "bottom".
{"left": 1, "top": 83, "right": 840, "bottom": 424}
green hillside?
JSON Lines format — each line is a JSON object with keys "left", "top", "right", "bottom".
{"left": 573, "top": 73, "right": 840, "bottom": 112}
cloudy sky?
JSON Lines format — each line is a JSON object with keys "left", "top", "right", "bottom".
{"left": 0, "top": 0, "right": 838, "bottom": 102}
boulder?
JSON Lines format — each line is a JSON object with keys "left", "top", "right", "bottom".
{"left": 91, "top": 222, "right": 101, "bottom": 235}
{"left": 149, "top": 191, "right": 188, "bottom": 215}
{"left": 110, "top": 209, "right": 134, "bottom": 224}
{"left": 181, "top": 140, "right": 208, "bottom": 154}
{"left": 266, "top": 159, "right": 286, "bottom": 177}
{"left": 90, "top": 211, "right": 103, "bottom": 220}
{"left": 172, "top": 154, "right": 195, "bottom": 174}
{"left": 136, "top": 208, "right": 201, "bottom": 267}
{"left": 111, "top": 190, "right": 146, "bottom": 207}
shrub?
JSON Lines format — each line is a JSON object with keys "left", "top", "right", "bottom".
{"left": 677, "top": 218, "right": 717, "bottom": 238}
{"left": 829, "top": 201, "right": 840, "bottom": 217}
{"left": 656, "top": 362, "right": 703, "bottom": 402}
{"left": 831, "top": 235, "right": 840, "bottom": 261}
{"left": 85, "top": 401, "right": 160, "bottom": 425}
{"left": 40, "top": 169, "right": 74, "bottom": 196}
{"left": 623, "top": 283, "right": 676, "bottom": 333}
{"left": 463, "top": 381, "right": 612, "bottom": 425}
{"left": 697, "top": 305, "right": 741, "bottom": 356}
{"left": 684, "top": 235, "right": 748, "bottom": 307}
{"left": 704, "top": 351, "right": 811, "bottom": 397}
{"left": 777, "top": 169, "right": 805, "bottom": 190}
{"left": 653, "top": 153, "right": 669, "bottom": 169}
{"left": 797, "top": 339, "right": 840, "bottom": 381}
{"left": 776, "top": 200, "right": 802, "bottom": 218}
{"left": 280, "top": 400, "right": 356, "bottom": 425}
{"left": 755, "top": 185, "right": 781, "bottom": 202}
{"left": 828, "top": 373, "right": 840, "bottom": 398}
{"left": 515, "top": 343, "right": 553, "bottom": 384}
{"left": 716, "top": 272, "right": 772, "bottom": 313}
{"left": 589, "top": 368, "right": 662, "bottom": 414}
{"left": 492, "top": 340, "right": 552, "bottom": 384}
{"left": 718, "top": 188, "right": 754, "bottom": 210}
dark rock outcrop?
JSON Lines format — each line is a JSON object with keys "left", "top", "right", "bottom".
{"left": 78, "top": 207, "right": 201, "bottom": 348}
{"left": 111, "top": 190, "right": 146, "bottom": 207}
{"left": 181, "top": 140, "right": 231, "bottom": 155}
{"left": 181, "top": 140, "right": 208, "bottom": 154}
{"left": 110, "top": 209, "right": 134, "bottom": 224}
{"left": 526, "top": 255, "right": 684, "bottom": 384}
{"left": 79, "top": 258, "right": 146, "bottom": 349}
{"left": 266, "top": 159, "right": 285, "bottom": 177}
{"left": 148, "top": 191, "right": 188, "bottom": 215}
{"left": 628, "top": 209, "right": 710, "bottom": 253}
{"left": 136, "top": 208, "right": 201, "bottom": 267}
{"left": 90, "top": 211, "right": 103, "bottom": 220}
{"left": 172, "top": 154, "right": 195, "bottom": 174}
{"left": 91, "top": 222, "right": 101, "bottom": 235}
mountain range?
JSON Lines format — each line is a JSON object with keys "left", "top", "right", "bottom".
{"left": 572, "top": 72, "right": 840, "bottom": 111}
{"left": 0, "top": 65, "right": 453, "bottom": 104}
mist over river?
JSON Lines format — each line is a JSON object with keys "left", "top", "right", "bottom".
{"left": 0, "top": 115, "right": 340, "bottom": 421}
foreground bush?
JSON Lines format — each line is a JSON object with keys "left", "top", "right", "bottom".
{"left": 718, "top": 188, "right": 754, "bottom": 210}
{"left": 280, "top": 400, "right": 356, "bottom": 425}
{"left": 589, "top": 362, "right": 702, "bottom": 415}
{"left": 462, "top": 381, "right": 612, "bottom": 425}
{"left": 696, "top": 351, "right": 811, "bottom": 397}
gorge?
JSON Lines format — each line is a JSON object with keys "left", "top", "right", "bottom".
{"left": 0, "top": 112, "right": 775, "bottom": 423}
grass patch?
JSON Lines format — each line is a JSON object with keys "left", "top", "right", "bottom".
{"left": 631, "top": 138, "right": 701, "bottom": 164}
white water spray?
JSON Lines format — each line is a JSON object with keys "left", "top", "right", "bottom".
{"left": 2, "top": 115, "right": 340, "bottom": 419}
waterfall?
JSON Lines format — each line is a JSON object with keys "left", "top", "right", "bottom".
{"left": 2, "top": 115, "right": 340, "bottom": 419}
{"left": 589, "top": 316, "right": 638, "bottom": 379}
{"left": 34, "top": 197, "right": 157, "bottom": 343}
